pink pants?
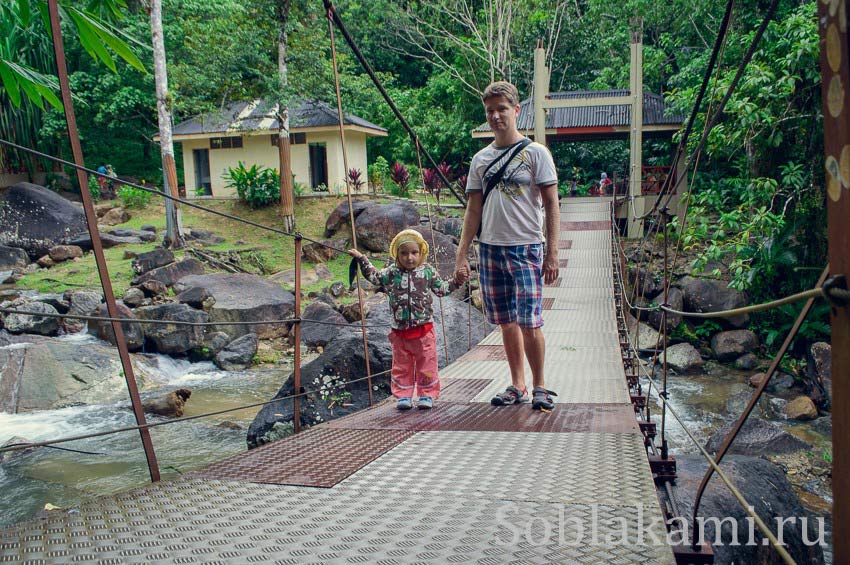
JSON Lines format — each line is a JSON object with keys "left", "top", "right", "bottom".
{"left": 388, "top": 328, "right": 440, "bottom": 399}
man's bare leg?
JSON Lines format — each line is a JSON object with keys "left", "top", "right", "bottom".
{"left": 521, "top": 327, "right": 545, "bottom": 389}
{"left": 501, "top": 322, "right": 527, "bottom": 391}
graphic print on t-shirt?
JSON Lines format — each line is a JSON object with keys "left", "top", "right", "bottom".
{"left": 482, "top": 149, "right": 530, "bottom": 201}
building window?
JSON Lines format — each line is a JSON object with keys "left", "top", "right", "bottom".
{"left": 270, "top": 132, "right": 306, "bottom": 146}
{"left": 210, "top": 136, "right": 243, "bottom": 149}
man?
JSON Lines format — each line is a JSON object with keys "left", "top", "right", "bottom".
{"left": 454, "top": 81, "right": 561, "bottom": 411}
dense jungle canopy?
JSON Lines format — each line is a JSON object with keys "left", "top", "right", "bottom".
{"left": 0, "top": 0, "right": 830, "bottom": 349}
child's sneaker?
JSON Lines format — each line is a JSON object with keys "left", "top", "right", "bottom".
{"left": 531, "top": 387, "right": 557, "bottom": 411}
{"left": 397, "top": 397, "right": 413, "bottom": 411}
{"left": 491, "top": 385, "right": 527, "bottom": 406}
{"left": 417, "top": 396, "right": 433, "bottom": 409}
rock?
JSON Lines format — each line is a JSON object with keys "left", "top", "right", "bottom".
{"left": 324, "top": 199, "right": 376, "bottom": 237}
{"left": 431, "top": 216, "right": 463, "bottom": 239}
{"left": 175, "top": 273, "right": 295, "bottom": 339}
{"left": 101, "top": 207, "right": 130, "bottom": 226}
{"left": 0, "top": 335, "right": 153, "bottom": 412}
{"left": 48, "top": 245, "right": 83, "bottom": 262}
{"left": 132, "top": 258, "right": 205, "bottom": 288}
{"left": 132, "top": 248, "right": 175, "bottom": 275}
{"left": 627, "top": 265, "right": 662, "bottom": 298}
{"left": 270, "top": 265, "right": 328, "bottom": 287}
{"left": 134, "top": 303, "right": 209, "bottom": 354}
{"left": 734, "top": 352, "right": 758, "bottom": 370}
{"left": 784, "top": 396, "right": 818, "bottom": 420}
{"left": 143, "top": 389, "right": 191, "bottom": 417}
{"left": 626, "top": 313, "right": 661, "bottom": 352}
{"left": 341, "top": 299, "right": 371, "bottom": 322}
{"left": 0, "top": 246, "right": 30, "bottom": 271}
{"left": 216, "top": 421, "right": 242, "bottom": 430}
{"left": 0, "top": 183, "right": 88, "bottom": 257}
{"left": 203, "top": 331, "right": 231, "bottom": 356}
{"left": 109, "top": 228, "right": 156, "bottom": 242}
{"left": 354, "top": 203, "right": 420, "bottom": 252}
{"left": 676, "top": 276, "right": 749, "bottom": 328}
{"left": 140, "top": 280, "right": 168, "bottom": 297}
{"left": 248, "top": 294, "right": 494, "bottom": 447}
{"left": 811, "top": 416, "right": 832, "bottom": 436}
{"left": 710, "top": 329, "right": 758, "bottom": 362}
{"left": 671, "top": 454, "right": 824, "bottom": 564}
{"left": 301, "top": 302, "right": 348, "bottom": 349}
{"left": 140, "top": 225, "right": 157, "bottom": 233}
{"left": 748, "top": 371, "right": 795, "bottom": 391}
{"left": 67, "top": 231, "right": 144, "bottom": 249}
{"left": 214, "top": 333, "right": 259, "bottom": 370}
{"left": 3, "top": 302, "right": 60, "bottom": 335}
{"left": 185, "top": 228, "right": 224, "bottom": 245}
{"left": 807, "top": 342, "right": 831, "bottom": 408}
{"left": 36, "top": 255, "right": 54, "bottom": 268}
{"left": 88, "top": 302, "right": 144, "bottom": 351}
{"left": 176, "top": 286, "right": 213, "bottom": 309}
{"left": 302, "top": 238, "right": 347, "bottom": 263}
{"left": 122, "top": 287, "right": 145, "bottom": 308}
{"left": 0, "top": 270, "right": 13, "bottom": 284}
{"left": 123, "top": 250, "right": 137, "bottom": 260}
{"left": 329, "top": 281, "right": 347, "bottom": 298}
{"left": 705, "top": 417, "right": 810, "bottom": 456}
{"left": 414, "top": 227, "right": 459, "bottom": 278}
{"left": 0, "top": 436, "right": 39, "bottom": 463}
{"left": 63, "top": 290, "right": 103, "bottom": 333}
{"left": 647, "top": 287, "right": 683, "bottom": 331}
{"left": 664, "top": 342, "right": 704, "bottom": 374}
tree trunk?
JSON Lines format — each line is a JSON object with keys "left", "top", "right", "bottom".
{"left": 277, "top": 0, "right": 295, "bottom": 233}
{"left": 148, "top": 0, "right": 183, "bottom": 248}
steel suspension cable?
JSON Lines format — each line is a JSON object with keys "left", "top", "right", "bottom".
{"left": 327, "top": 7, "right": 373, "bottom": 406}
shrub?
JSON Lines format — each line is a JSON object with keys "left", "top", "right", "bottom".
{"left": 347, "top": 168, "right": 365, "bottom": 192}
{"left": 224, "top": 161, "right": 280, "bottom": 208}
{"left": 389, "top": 161, "right": 411, "bottom": 197}
{"left": 87, "top": 176, "right": 101, "bottom": 202}
{"left": 368, "top": 156, "right": 389, "bottom": 192}
{"left": 117, "top": 185, "right": 152, "bottom": 208}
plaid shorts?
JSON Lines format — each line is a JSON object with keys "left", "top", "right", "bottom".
{"left": 478, "top": 243, "right": 544, "bottom": 328}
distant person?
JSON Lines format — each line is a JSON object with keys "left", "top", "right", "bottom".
{"left": 453, "top": 80, "right": 561, "bottom": 412}
{"left": 348, "top": 229, "right": 463, "bottom": 411}
{"left": 570, "top": 178, "right": 578, "bottom": 197}
{"left": 96, "top": 164, "right": 107, "bottom": 191}
{"left": 599, "top": 172, "right": 612, "bottom": 195}
{"left": 105, "top": 164, "right": 117, "bottom": 198}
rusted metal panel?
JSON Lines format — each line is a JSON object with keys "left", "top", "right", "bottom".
{"left": 558, "top": 240, "right": 573, "bottom": 249}
{"left": 191, "top": 428, "right": 413, "bottom": 487}
{"left": 561, "top": 220, "right": 611, "bottom": 231}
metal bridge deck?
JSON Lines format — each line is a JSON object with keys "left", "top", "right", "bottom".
{"left": 0, "top": 198, "right": 674, "bottom": 563}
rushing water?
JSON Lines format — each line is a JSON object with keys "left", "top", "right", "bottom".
{"left": 0, "top": 335, "right": 288, "bottom": 527}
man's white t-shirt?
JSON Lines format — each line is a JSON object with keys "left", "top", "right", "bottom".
{"left": 466, "top": 139, "right": 558, "bottom": 246}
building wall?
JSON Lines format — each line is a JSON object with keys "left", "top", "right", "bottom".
{"left": 179, "top": 130, "right": 370, "bottom": 199}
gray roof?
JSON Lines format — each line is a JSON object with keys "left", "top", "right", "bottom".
{"left": 172, "top": 99, "right": 387, "bottom": 137}
{"left": 474, "top": 90, "right": 685, "bottom": 133}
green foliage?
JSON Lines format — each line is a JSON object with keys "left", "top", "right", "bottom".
{"left": 87, "top": 175, "right": 101, "bottom": 202}
{"left": 224, "top": 161, "right": 280, "bottom": 208}
{"left": 389, "top": 161, "right": 411, "bottom": 197}
{"left": 368, "top": 155, "right": 389, "bottom": 191}
{"left": 117, "top": 185, "right": 152, "bottom": 209}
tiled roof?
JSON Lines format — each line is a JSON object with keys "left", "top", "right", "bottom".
{"left": 172, "top": 99, "right": 387, "bottom": 136}
{"left": 474, "top": 90, "right": 685, "bottom": 133}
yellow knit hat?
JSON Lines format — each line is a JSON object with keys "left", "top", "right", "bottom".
{"left": 389, "top": 229, "right": 428, "bottom": 267}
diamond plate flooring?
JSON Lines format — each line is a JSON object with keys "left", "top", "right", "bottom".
{"left": 0, "top": 197, "right": 674, "bottom": 564}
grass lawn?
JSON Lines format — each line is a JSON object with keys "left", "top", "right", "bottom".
{"left": 17, "top": 193, "right": 456, "bottom": 298}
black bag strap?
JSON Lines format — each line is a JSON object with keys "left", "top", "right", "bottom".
{"left": 477, "top": 138, "right": 531, "bottom": 238}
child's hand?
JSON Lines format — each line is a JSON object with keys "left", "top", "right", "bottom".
{"left": 347, "top": 248, "right": 363, "bottom": 259}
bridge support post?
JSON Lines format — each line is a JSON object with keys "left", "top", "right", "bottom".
{"left": 627, "top": 19, "right": 644, "bottom": 238}
{"left": 818, "top": 3, "right": 850, "bottom": 562}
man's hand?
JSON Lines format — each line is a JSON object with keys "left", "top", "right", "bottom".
{"left": 543, "top": 253, "right": 558, "bottom": 285}
{"left": 454, "top": 258, "right": 470, "bottom": 284}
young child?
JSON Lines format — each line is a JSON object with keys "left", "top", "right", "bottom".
{"left": 348, "top": 229, "right": 462, "bottom": 410}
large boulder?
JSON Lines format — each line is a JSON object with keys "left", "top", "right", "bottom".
{"left": 47, "top": 245, "right": 83, "bottom": 262}
{"left": 0, "top": 245, "right": 30, "bottom": 271}
{"left": 132, "top": 248, "right": 175, "bottom": 274}
{"left": 0, "top": 183, "right": 87, "bottom": 257}
{"left": 325, "top": 199, "right": 376, "bottom": 237}
{"left": 627, "top": 265, "right": 662, "bottom": 298}
{"left": 175, "top": 273, "right": 295, "bottom": 339}
{"left": 354, "top": 203, "right": 420, "bottom": 252}
{"left": 300, "top": 301, "right": 349, "bottom": 349}
{"left": 671, "top": 455, "right": 824, "bottom": 564}
{"left": 676, "top": 276, "right": 749, "bottom": 328}
{"left": 0, "top": 335, "right": 152, "bottom": 412}
{"left": 214, "top": 333, "right": 259, "bottom": 371}
{"left": 665, "top": 342, "right": 704, "bottom": 374}
{"left": 705, "top": 417, "right": 810, "bottom": 456}
{"left": 431, "top": 216, "right": 463, "bottom": 240}
{"left": 134, "top": 303, "right": 208, "bottom": 355}
{"left": 109, "top": 227, "right": 156, "bottom": 242}
{"left": 143, "top": 389, "right": 191, "bottom": 417}
{"left": 67, "top": 231, "right": 144, "bottom": 249}
{"left": 626, "top": 313, "right": 661, "bottom": 352}
{"left": 132, "top": 257, "right": 205, "bottom": 288}
{"left": 2, "top": 302, "right": 60, "bottom": 336}
{"left": 415, "top": 227, "right": 459, "bottom": 278}
{"left": 647, "top": 287, "right": 684, "bottom": 331}
{"left": 87, "top": 302, "right": 144, "bottom": 351}
{"left": 63, "top": 290, "right": 103, "bottom": 333}
{"left": 302, "top": 238, "right": 348, "bottom": 264}
{"left": 710, "top": 329, "right": 759, "bottom": 362}
{"left": 807, "top": 342, "right": 831, "bottom": 408}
